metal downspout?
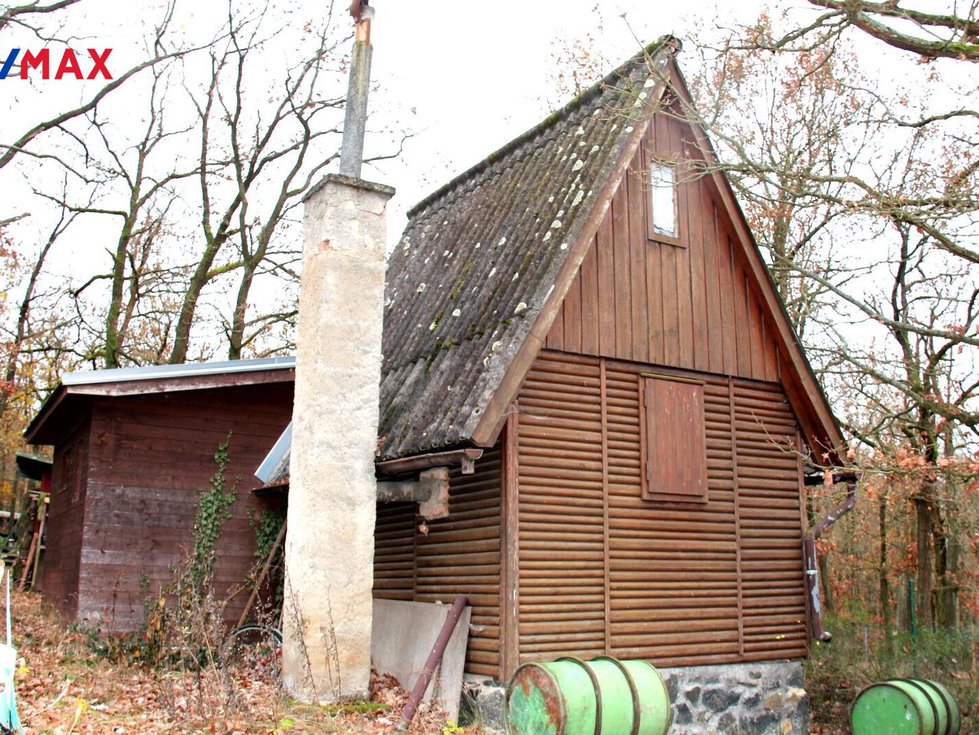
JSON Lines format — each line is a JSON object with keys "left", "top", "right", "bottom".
{"left": 804, "top": 471, "right": 858, "bottom": 642}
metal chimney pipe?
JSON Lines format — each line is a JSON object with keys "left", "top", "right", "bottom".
{"left": 339, "top": 1, "right": 374, "bottom": 178}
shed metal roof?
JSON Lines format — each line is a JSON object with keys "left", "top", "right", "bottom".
{"left": 25, "top": 356, "right": 296, "bottom": 445}
{"left": 60, "top": 356, "right": 295, "bottom": 386}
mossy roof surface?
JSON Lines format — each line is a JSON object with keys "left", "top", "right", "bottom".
{"left": 377, "top": 40, "right": 672, "bottom": 460}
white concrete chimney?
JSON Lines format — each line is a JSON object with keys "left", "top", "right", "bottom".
{"left": 281, "top": 173, "right": 394, "bottom": 701}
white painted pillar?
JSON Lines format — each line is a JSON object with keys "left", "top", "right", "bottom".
{"left": 282, "top": 173, "right": 394, "bottom": 702}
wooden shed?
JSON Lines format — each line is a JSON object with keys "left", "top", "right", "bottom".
{"left": 23, "top": 358, "right": 295, "bottom": 629}
{"left": 367, "top": 37, "right": 845, "bottom": 686}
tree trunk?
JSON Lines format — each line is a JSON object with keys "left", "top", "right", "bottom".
{"left": 935, "top": 531, "right": 959, "bottom": 629}
{"left": 914, "top": 494, "right": 934, "bottom": 629}
{"left": 227, "top": 262, "right": 257, "bottom": 360}
{"left": 879, "top": 487, "right": 893, "bottom": 658}
{"left": 168, "top": 236, "right": 224, "bottom": 364}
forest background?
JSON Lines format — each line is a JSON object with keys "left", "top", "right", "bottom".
{"left": 0, "top": 0, "right": 977, "bottom": 720}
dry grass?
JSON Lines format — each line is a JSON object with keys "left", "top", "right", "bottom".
{"left": 7, "top": 590, "right": 479, "bottom": 735}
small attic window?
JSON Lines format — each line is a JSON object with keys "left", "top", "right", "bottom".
{"left": 647, "top": 162, "right": 680, "bottom": 243}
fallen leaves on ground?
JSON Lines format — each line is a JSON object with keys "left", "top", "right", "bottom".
{"left": 7, "top": 590, "right": 477, "bottom": 734}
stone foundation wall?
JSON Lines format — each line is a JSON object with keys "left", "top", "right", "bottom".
{"left": 661, "top": 661, "right": 808, "bottom": 735}
{"left": 461, "top": 660, "right": 808, "bottom": 735}
{"left": 461, "top": 675, "right": 507, "bottom": 734}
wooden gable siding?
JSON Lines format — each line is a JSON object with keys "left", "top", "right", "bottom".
{"left": 515, "top": 351, "right": 807, "bottom": 668}
{"left": 77, "top": 383, "right": 292, "bottom": 629}
{"left": 546, "top": 108, "right": 780, "bottom": 384}
{"left": 39, "top": 418, "right": 90, "bottom": 620}
{"left": 373, "top": 445, "right": 503, "bottom": 678}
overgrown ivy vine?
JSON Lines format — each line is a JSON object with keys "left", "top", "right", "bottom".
{"left": 185, "top": 434, "right": 239, "bottom": 595}
{"left": 250, "top": 509, "right": 286, "bottom": 603}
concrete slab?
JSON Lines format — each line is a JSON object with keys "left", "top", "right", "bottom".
{"left": 371, "top": 598, "right": 472, "bottom": 722}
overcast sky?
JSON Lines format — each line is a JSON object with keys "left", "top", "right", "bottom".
{"left": 364, "top": 0, "right": 756, "bottom": 237}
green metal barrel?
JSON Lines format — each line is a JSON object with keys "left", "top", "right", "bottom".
{"left": 851, "top": 678, "right": 960, "bottom": 735}
{"left": 504, "top": 656, "right": 671, "bottom": 735}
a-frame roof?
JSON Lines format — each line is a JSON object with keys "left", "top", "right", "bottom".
{"left": 378, "top": 36, "right": 845, "bottom": 465}
{"left": 378, "top": 38, "right": 679, "bottom": 459}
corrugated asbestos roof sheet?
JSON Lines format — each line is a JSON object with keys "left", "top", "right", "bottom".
{"left": 377, "top": 40, "right": 672, "bottom": 459}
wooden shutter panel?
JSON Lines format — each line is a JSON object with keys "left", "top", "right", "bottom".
{"left": 641, "top": 375, "right": 708, "bottom": 502}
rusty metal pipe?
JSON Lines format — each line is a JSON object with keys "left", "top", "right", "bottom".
{"left": 805, "top": 477, "right": 858, "bottom": 642}
{"left": 339, "top": 1, "right": 373, "bottom": 178}
{"left": 397, "top": 594, "right": 468, "bottom": 731}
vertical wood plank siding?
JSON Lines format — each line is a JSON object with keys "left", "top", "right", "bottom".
{"left": 39, "top": 419, "right": 90, "bottom": 619}
{"left": 545, "top": 108, "right": 781, "bottom": 386}
{"left": 372, "top": 445, "right": 503, "bottom": 678}
{"left": 516, "top": 351, "right": 807, "bottom": 667}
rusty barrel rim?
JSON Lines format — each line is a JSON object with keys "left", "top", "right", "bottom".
{"left": 851, "top": 681, "right": 928, "bottom": 735}
{"left": 591, "top": 656, "right": 640, "bottom": 735}
{"left": 622, "top": 659, "right": 673, "bottom": 734}
{"left": 506, "top": 659, "right": 602, "bottom": 735}
{"left": 925, "top": 679, "right": 961, "bottom": 735}
{"left": 906, "top": 678, "right": 960, "bottom": 735}
{"left": 504, "top": 658, "right": 671, "bottom": 735}
{"left": 556, "top": 657, "right": 604, "bottom": 735}
{"left": 897, "top": 679, "right": 943, "bottom": 735}
{"left": 505, "top": 662, "right": 568, "bottom": 735}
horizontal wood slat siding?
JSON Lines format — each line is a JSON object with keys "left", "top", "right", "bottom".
{"left": 732, "top": 380, "right": 808, "bottom": 659}
{"left": 517, "top": 352, "right": 606, "bottom": 662}
{"left": 372, "top": 446, "right": 503, "bottom": 678}
{"left": 606, "top": 364, "right": 740, "bottom": 665}
{"left": 80, "top": 384, "right": 293, "bottom": 630}
{"left": 545, "top": 108, "right": 780, "bottom": 384}
{"left": 516, "top": 350, "right": 808, "bottom": 667}
{"left": 373, "top": 503, "right": 415, "bottom": 601}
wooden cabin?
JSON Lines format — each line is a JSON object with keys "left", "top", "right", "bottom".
{"left": 27, "top": 39, "right": 842, "bottom": 729}
{"left": 369, "top": 37, "right": 845, "bottom": 686}
{"left": 23, "top": 358, "right": 294, "bottom": 629}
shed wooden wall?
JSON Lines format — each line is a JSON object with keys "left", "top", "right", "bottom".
{"left": 514, "top": 352, "right": 807, "bottom": 668}
{"left": 509, "top": 106, "right": 811, "bottom": 671}
{"left": 373, "top": 445, "right": 503, "bottom": 678}
{"left": 40, "top": 418, "right": 90, "bottom": 620}
{"left": 73, "top": 382, "right": 292, "bottom": 629}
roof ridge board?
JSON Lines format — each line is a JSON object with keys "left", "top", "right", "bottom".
{"left": 405, "top": 37, "right": 673, "bottom": 220}
{"left": 485, "top": 90, "right": 646, "bottom": 324}
{"left": 378, "top": 41, "right": 677, "bottom": 459}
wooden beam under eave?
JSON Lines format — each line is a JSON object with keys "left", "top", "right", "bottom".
{"left": 499, "top": 407, "right": 520, "bottom": 679}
